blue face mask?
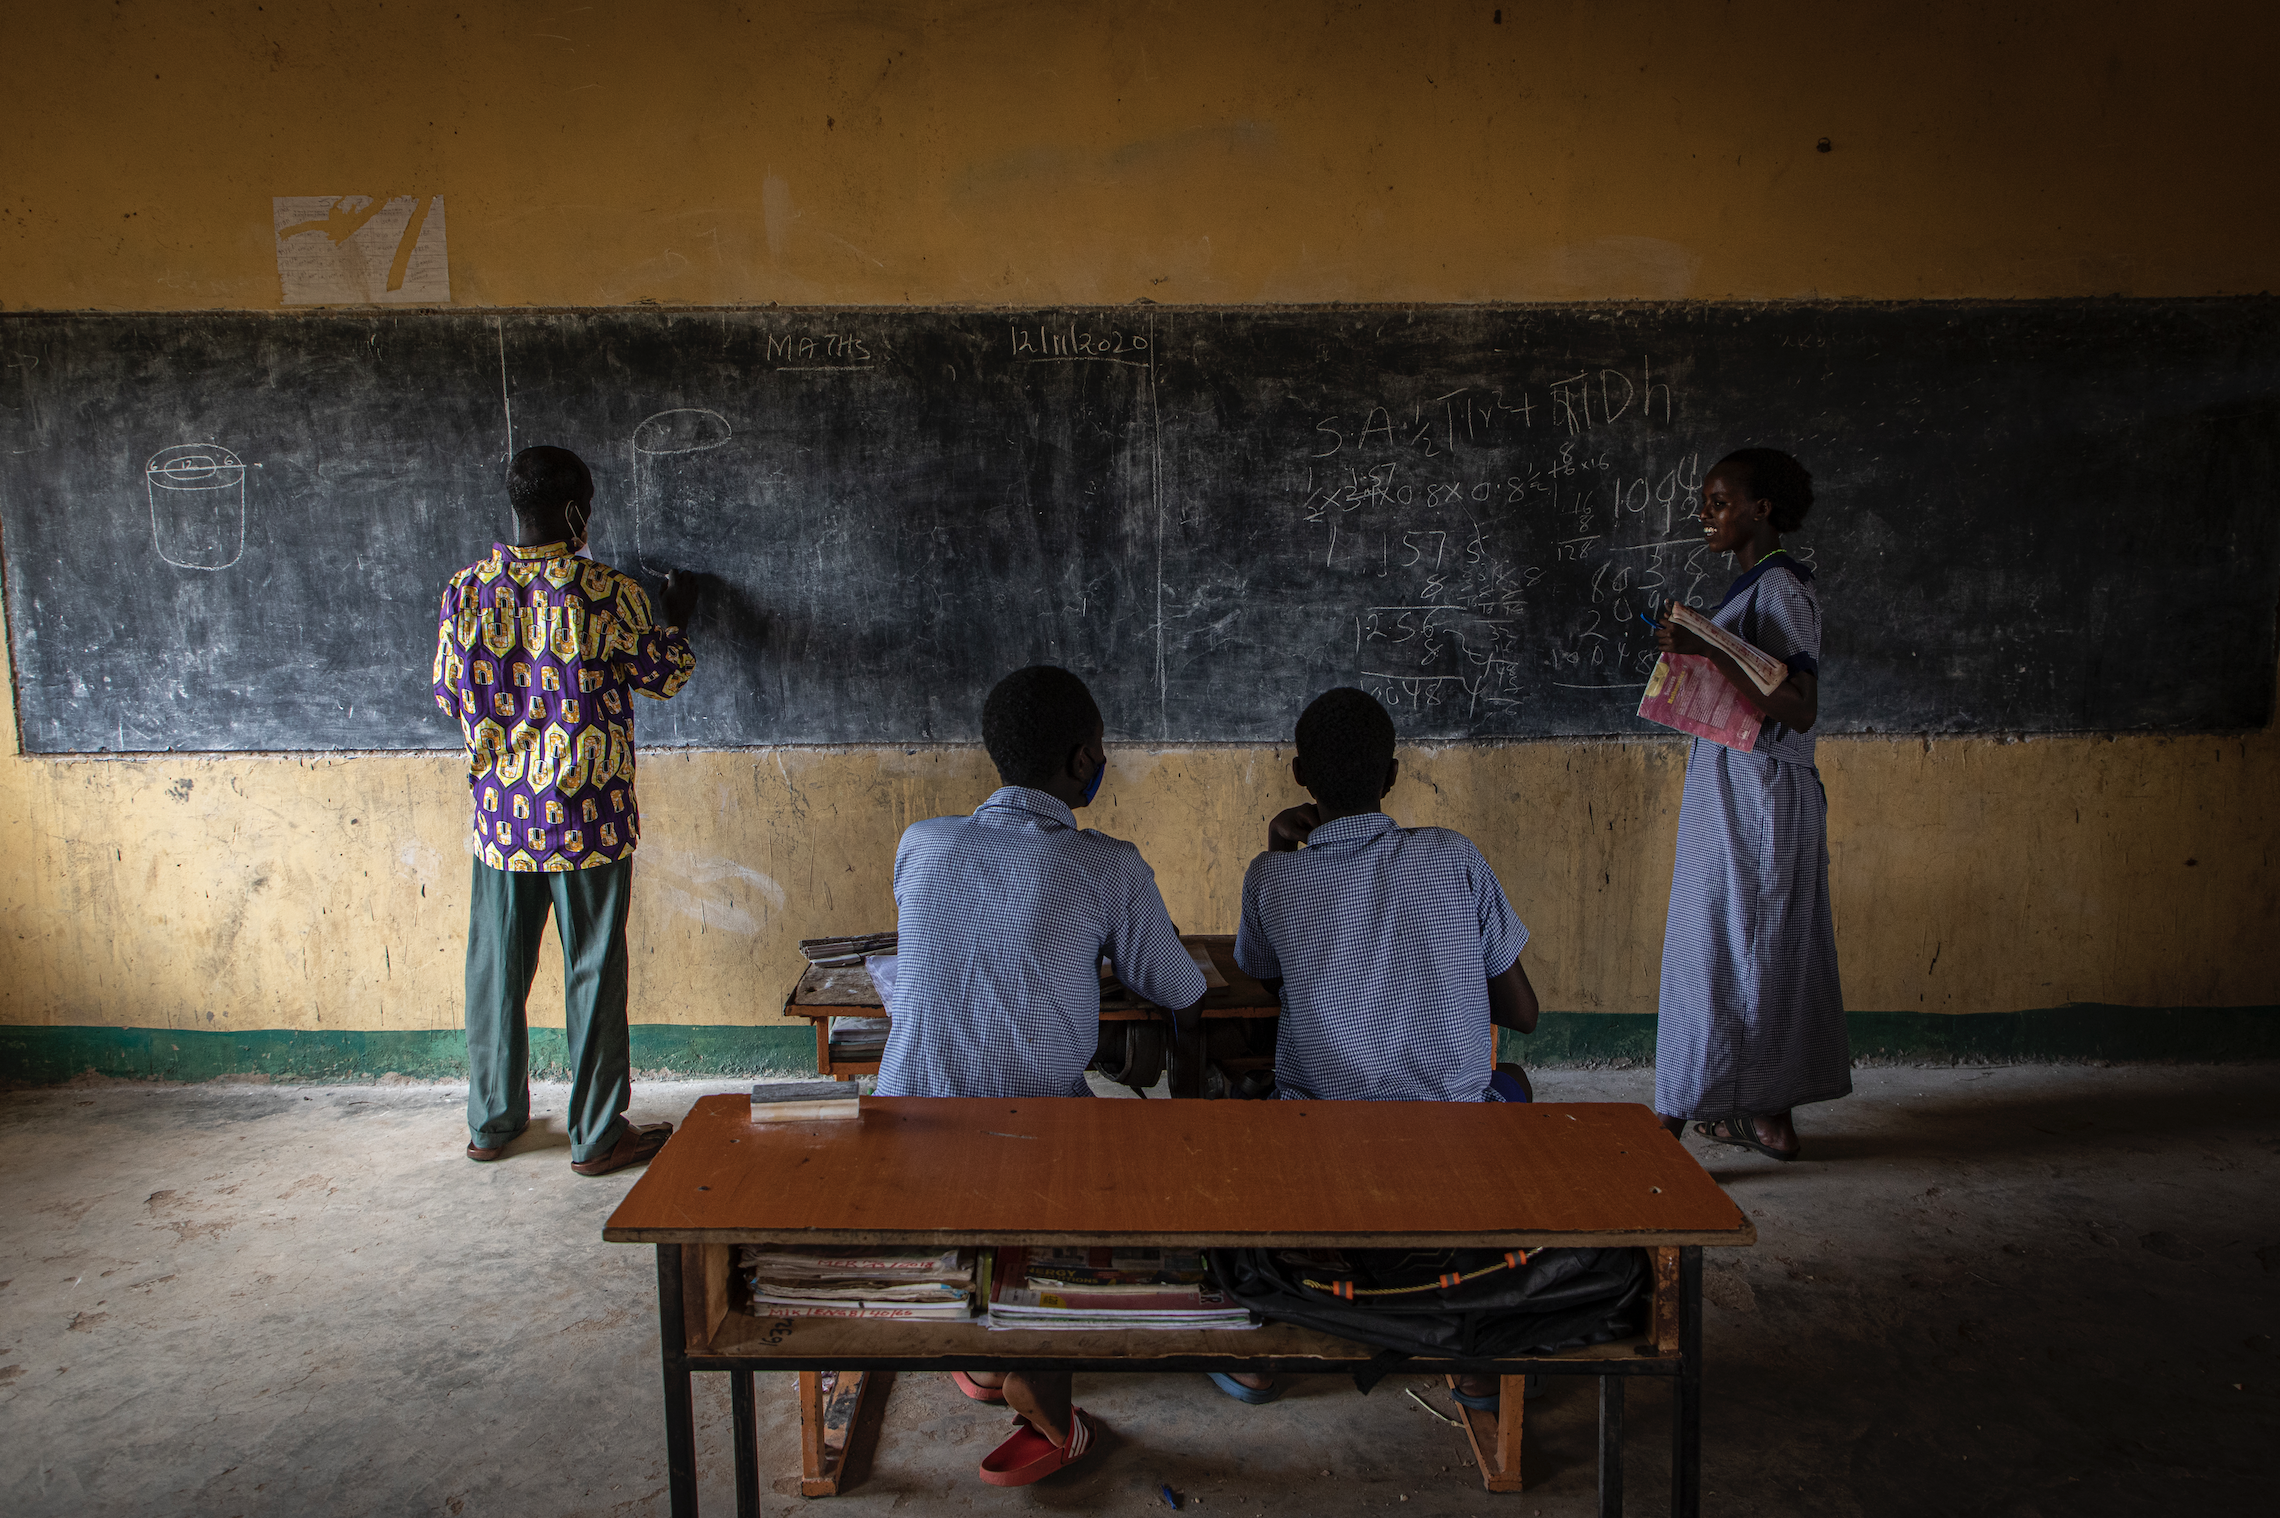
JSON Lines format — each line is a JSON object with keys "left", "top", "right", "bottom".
{"left": 1079, "top": 752, "right": 1105, "bottom": 806}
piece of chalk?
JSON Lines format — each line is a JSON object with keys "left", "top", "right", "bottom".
{"left": 1159, "top": 1484, "right": 1180, "bottom": 1509}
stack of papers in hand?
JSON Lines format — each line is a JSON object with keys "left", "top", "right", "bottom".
{"left": 1663, "top": 602, "right": 1788, "bottom": 694}
{"left": 741, "top": 1244, "right": 985, "bottom": 1320}
{"left": 1635, "top": 608, "right": 1789, "bottom": 755}
{"left": 1637, "top": 654, "right": 1763, "bottom": 753}
{"left": 988, "top": 1247, "right": 1254, "bottom": 1331}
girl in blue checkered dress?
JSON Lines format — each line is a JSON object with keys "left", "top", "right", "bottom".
{"left": 1651, "top": 449, "right": 1849, "bottom": 1161}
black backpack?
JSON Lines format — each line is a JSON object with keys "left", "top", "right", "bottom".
{"left": 1208, "top": 1245, "right": 1647, "bottom": 1380}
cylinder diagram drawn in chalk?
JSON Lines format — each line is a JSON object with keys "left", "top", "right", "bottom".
{"left": 146, "top": 444, "right": 248, "bottom": 569}
{"left": 632, "top": 409, "right": 733, "bottom": 573}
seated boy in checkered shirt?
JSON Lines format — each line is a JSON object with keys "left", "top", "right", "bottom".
{"left": 877, "top": 664, "right": 1208, "bottom": 1483}
{"left": 1231, "top": 686, "right": 1541, "bottom": 1412}
{"left": 1233, "top": 687, "right": 1539, "bottom": 1105}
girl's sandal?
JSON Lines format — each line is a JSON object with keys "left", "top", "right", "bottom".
{"left": 978, "top": 1409, "right": 1096, "bottom": 1486}
{"left": 1208, "top": 1371, "right": 1284, "bottom": 1404}
{"left": 949, "top": 1370, "right": 1006, "bottom": 1403}
{"left": 1694, "top": 1115, "right": 1798, "bottom": 1162}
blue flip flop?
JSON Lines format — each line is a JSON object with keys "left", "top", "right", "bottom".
{"left": 1207, "top": 1372, "right": 1284, "bottom": 1405}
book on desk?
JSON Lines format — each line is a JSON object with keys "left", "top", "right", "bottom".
{"left": 735, "top": 1242, "right": 1257, "bottom": 1332}
{"left": 741, "top": 1243, "right": 985, "bottom": 1320}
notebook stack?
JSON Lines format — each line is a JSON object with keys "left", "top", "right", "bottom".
{"left": 740, "top": 1244, "right": 986, "bottom": 1320}
{"left": 986, "top": 1247, "right": 1255, "bottom": 1331}
{"left": 826, "top": 1017, "right": 890, "bottom": 1063}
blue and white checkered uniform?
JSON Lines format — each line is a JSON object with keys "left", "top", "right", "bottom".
{"left": 876, "top": 787, "right": 1209, "bottom": 1100}
{"left": 1234, "top": 813, "right": 1528, "bottom": 1103}
{"left": 1656, "top": 555, "right": 1850, "bottom": 1120}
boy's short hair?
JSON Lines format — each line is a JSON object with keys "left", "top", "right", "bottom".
{"left": 1296, "top": 687, "right": 1397, "bottom": 813}
{"left": 508, "top": 446, "right": 593, "bottom": 518}
{"left": 1716, "top": 447, "right": 1814, "bottom": 533}
{"left": 982, "top": 666, "right": 1102, "bottom": 789}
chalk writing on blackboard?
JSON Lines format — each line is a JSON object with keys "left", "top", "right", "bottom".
{"left": 632, "top": 409, "right": 733, "bottom": 574}
{"left": 8, "top": 303, "right": 2269, "bottom": 754}
{"left": 1288, "top": 359, "right": 1713, "bottom": 719}
{"left": 1008, "top": 322, "right": 1152, "bottom": 364}
{"left": 146, "top": 444, "right": 247, "bottom": 570}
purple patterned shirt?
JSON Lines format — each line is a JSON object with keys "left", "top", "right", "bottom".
{"left": 432, "top": 541, "right": 695, "bottom": 872}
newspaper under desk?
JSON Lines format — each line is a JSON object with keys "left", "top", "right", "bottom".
{"left": 604, "top": 1094, "right": 1754, "bottom": 1517}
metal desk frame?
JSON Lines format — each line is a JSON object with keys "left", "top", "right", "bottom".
{"left": 645, "top": 1242, "right": 1705, "bottom": 1518}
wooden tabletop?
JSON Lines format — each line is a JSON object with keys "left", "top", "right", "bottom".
{"left": 604, "top": 1095, "right": 1754, "bottom": 1249}
{"left": 782, "top": 933, "right": 1280, "bottom": 1021}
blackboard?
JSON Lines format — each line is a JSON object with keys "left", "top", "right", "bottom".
{"left": 2, "top": 300, "right": 2275, "bottom": 753}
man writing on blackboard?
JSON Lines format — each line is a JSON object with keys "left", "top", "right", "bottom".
{"left": 432, "top": 445, "right": 702, "bottom": 1176}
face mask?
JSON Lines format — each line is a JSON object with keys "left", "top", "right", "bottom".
{"left": 566, "top": 500, "right": 592, "bottom": 557}
{"left": 1079, "top": 753, "right": 1105, "bottom": 806}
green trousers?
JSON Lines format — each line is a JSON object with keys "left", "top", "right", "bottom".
{"left": 464, "top": 857, "right": 634, "bottom": 1163}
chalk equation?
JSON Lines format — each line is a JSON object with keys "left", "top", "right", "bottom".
{"left": 1282, "top": 358, "right": 1818, "bottom": 728}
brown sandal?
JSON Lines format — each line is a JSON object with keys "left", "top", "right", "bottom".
{"left": 466, "top": 1123, "right": 528, "bottom": 1162}
{"left": 570, "top": 1121, "right": 674, "bottom": 1176}
{"left": 1693, "top": 1115, "right": 1798, "bottom": 1162}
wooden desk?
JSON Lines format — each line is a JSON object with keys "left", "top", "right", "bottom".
{"left": 606, "top": 1094, "right": 1752, "bottom": 1517}
{"left": 783, "top": 932, "right": 1280, "bottom": 1080}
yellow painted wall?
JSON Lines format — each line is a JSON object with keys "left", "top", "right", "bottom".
{"left": 5, "top": 1, "right": 2276, "bottom": 309}
{"left": 2, "top": 1, "right": 2276, "bottom": 1038}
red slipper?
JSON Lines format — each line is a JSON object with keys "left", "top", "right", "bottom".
{"left": 949, "top": 1371, "right": 1006, "bottom": 1403}
{"left": 978, "top": 1409, "right": 1095, "bottom": 1486}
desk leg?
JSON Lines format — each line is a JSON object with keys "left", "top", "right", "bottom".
{"left": 1598, "top": 1375, "right": 1624, "bottom": 1517}
{"left": 798, "top": 1371, "right": 826, "bottom": 1493}
{"left": 1671, "top": 1246, "right": 1702, "bottom": 1518}
{"left": 730, "top": 1371, "right": 759, "bottom": 1518}
{"left": 798, "top": 1370, "right": 880, "bottom": 1497}
{"left": 1446, "top": 1374, "right": 1523, "bottom": 1492}
{"left": 656, "top": 1245, "right": 700, "bottom": 1518}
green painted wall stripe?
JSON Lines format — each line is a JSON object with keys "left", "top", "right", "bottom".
{"left": 1499, "top": 1005, "right": 2280, "bottom": 1067}
{"left": 2, "top": 1007, "right": 2274, "bottom": 1087}
{"left": 0, "top": 1024, "right": 818, "bottom": 1086}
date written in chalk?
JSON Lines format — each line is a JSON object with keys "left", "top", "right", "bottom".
{"left": 1009, "top": 323, "right": 1151, "bottom": 360}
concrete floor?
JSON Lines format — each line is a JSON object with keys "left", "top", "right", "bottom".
{"left": 3, "top": 1063, "right": 2275, "bottom": 1518}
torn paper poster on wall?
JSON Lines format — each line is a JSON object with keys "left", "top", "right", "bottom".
{"left": 272, "top": 195, "right": 450, "bottom": 305}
